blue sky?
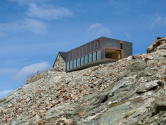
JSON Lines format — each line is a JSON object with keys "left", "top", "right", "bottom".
{"left": 0, "top": 0, "right": 166, "bottom": 98}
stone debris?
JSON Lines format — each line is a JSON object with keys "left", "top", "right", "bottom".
{"left": 136, "top": 80, "right": 163, "bottom": 94}
{"left": 147, "top": 37, "right": 166, "bottom": 53}
{"left": 0, "top": 39, "right": 166, "bottom": 125}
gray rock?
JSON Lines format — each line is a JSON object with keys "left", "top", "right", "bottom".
{"left": 98, "top": 102, "right": 131, "bottom": 125}
{"left": 136, "top": 80, "right": 163, "bottom": 94}
{"left": 164, "top": 53, "right": 166, "bottom": 57}
{"left": 0, "top": 39, "right": 166, "bottom": 125}
{"left": 93, "top": 79, "right": 102, "bottom": 85}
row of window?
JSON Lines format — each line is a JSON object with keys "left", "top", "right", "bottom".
{"left": 67, "top": 50, "right": 102, "bottom": 70}
{"left": 67, "top": 40, "right": 100, "bottom": 60}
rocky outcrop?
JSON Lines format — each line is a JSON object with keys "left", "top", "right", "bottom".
{"left": 0, "top": 39, "right": 166, "bottom": 125}
{"left": 26, "top": 69, "right": 62, "bottom": 84}
{"left": 147, "top": 37, "right": 166, "bottom": 53}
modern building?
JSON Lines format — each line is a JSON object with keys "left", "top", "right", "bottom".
{"left": 53, "top": 37, "right": 132, "bottom": 72}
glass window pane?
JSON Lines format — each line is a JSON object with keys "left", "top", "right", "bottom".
{"left": 70, "top": 61, "right": 73, "bottom": 69}
{"left": 105, "top": 49, "right": 119, "bottom": 59}
{"left": 89, "top": 53, "right": 92, "bottom": 63}
{"left": 117, "top": 50, "right": 121, "bottom": 59}
{"left": 69, "top": 61, "right": 71, "bottom": 69}
{"left": 74, "top": 60, "right": 76, "bottom": 68}
{"left": 77, "top": 58, "right": 80, "bottom": 67}
{"left": 93, "top": 52, "right": 96, "bottom": 61}
{"left": 81, "top": 56, "right": 84, "bottom": 65}
{"left": 67, "top": 62, "right": 70, "bottom": 70}
{"left": 85, "top": 55, "right": 88, "bottom": 64}
{"left": 97, "top": 50, "right": 102, "bottom": 60}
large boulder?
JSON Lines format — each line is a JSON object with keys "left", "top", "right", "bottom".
{"left": 147, "top": 37, "right": 166, "bottom": 53}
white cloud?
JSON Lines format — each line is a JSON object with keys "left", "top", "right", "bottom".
{"left": 13, "top": 62, "right": 50, "bottom": 83}
{"left": 88, "top": 23, "right": 101, "bottom": 31}
{"left": 88, "top": 23, "right": 111, "bottom": 36}
{"left": 0, "top": 68, "right": 18, "bottom": 74}
{"left": 151, "top": 15, "right": 166, "bottom": 27}
{"left": 0, "top": 19, "right": 46, "bottom": 36}
{"left": 22, "top": 19, "right": 47, "bottom": 33}
{"left": 27, "top": 3, "right": 74, "bottom": 20}
{"left": 9, "top": 0, "right": 74, "bottom": 20}
{"left": 9, "top": 0, "right": 43, "bottom": 4}
{"left": 0, "top": 90, "right": 13, "bottom": 98}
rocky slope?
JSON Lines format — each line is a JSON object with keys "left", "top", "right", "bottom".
{"left": 0, "top": 38, "right": 166, "bottom": 125}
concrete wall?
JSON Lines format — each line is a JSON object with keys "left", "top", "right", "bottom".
{"left": 123, "top": 41, "right": 133, "bottom": 58}
{"left": 53, "top": 53, "right": 66, "bottom": 71}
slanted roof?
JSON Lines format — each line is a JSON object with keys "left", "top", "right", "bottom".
{"left": 53, "top": 51, "right": 67, "bottom": 68}
{"left": 59, "top": 52, "right": 67, "bottom": 62}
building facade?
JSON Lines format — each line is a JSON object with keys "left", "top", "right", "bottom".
{"left": 53, "top": 37, "right": 132, "bottom": 72}
{"left": 53, "top": 52, "right": 66, "bottom": 72}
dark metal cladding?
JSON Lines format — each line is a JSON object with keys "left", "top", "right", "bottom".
{"left": 101, "top": 37, "right": 121, "bottom": 49}
{"left": 66, "top": 37, "right": 103, "bottom": 62}
{"left": 123, "top": 41, "right": 133, "bottom": 58}
{"left": 100, "top": 37, "right": 132, "bottom": 58}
